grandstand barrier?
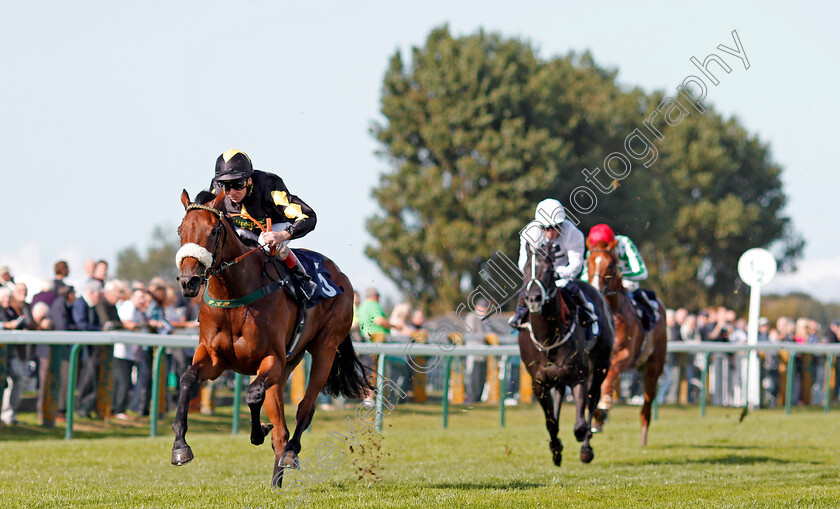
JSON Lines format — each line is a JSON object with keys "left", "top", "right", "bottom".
{"left": 1, "top": 330, "right": 839, "bottom": 438}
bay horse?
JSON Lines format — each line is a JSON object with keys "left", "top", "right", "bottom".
{"left": 586, "top": 239, "right": 667, "bottom": 446}
{"left": 518, "top": 241, "right": 614, "bottom": 465}
{"left": 172, "top": 190, "right": 371, "bottom": 487}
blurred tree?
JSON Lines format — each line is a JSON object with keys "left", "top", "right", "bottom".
{"left": 368, "top": 25, "right": 803, "bottom": 313}
{"left": 115, "top": 224, "right": 179, "bottom": 283}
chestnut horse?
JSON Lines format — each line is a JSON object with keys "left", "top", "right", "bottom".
{"left": 519, "top": 241, "right": 614, "bottom": 466}
{"left": 586, "top": 239, "right": 667, "bottom": 446}
{"left": 172, "top": 190, "right": 371, "bottom": 487}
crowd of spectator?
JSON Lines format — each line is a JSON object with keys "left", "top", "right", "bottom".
{"left": 0, "top": 260, "right": 198, "bottom": 427}
{"left": 658, "top": 306, "right": 840, "bottom": 408}
{"left": 3, "top": 262, "right": 839, "bottom": 428}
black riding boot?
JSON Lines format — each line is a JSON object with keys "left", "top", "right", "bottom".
{"left": 567, "top": 283, "right": 599, "bottom": 340}
{"left": 632, "top": 289, "right": 659, "bottom": 331}
{"left": 289, "top": 261, "right": 317, "bottom": 301}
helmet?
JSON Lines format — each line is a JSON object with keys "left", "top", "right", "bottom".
{"left": 588, "top": 224, "right": 616, "bottom": 245}
{"left": 214, "top": 149, "right": 253, "bottom": 181}
{"left": 534, "top": 199, "right": 565, "bottom": 227}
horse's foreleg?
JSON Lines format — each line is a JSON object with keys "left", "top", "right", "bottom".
{"left": 535, "top": 382, "right": 564, "bottom": 466}
{"left": 573, "top": 382, "right": 595, "bottom": 463}
{"left": 595, "top": 345, "right": 631, "bottom": 429}
{"left": 248, "top": 355, "right": 282, "bottom": 446}
{"left": 172, "top": 345, "right": 224, "bottom": 466}
{"left": 640, "top": 329, "right": 668, "bottom": 447}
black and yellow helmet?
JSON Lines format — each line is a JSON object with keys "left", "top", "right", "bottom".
{"left": 214, "top": 149, "right": 253, "bottom": 181}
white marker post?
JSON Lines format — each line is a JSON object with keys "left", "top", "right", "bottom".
{"left": 737, "top": 248, "right": 777, "bottom": 410}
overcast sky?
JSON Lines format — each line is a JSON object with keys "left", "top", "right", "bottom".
{"left": 1, "top": 1, "right": 837, "bottom": 303}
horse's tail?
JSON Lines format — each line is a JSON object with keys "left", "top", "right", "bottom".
{"left": 323, "top": 335, "right": 374, "bottom": 398}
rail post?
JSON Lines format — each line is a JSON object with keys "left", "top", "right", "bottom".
{"left": 442, "top": 356, "right": 452, "bottom": 429}
{"left": 65, "top": 344, "right": 82, "bottom": 440}
{"left": 232, "top": 372, "right": 242, "bottom": 434}
{"left": 375, "top": 354, "right": 386, "bottom": 432}
{"left": 824, "top": 355, "right": 833, "bottom": 414}
{"left": 700, "top": 352, "right": 710, "bottom": 418}
{"left": 150, "top": 346, "right": 166, "bottom": 437}
{"left": 785, "top": 351, "right": 796, "bottom": 415}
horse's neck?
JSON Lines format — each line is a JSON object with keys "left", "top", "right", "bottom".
{"left": 208, "top": 226, "right": 265, "bottom": 298}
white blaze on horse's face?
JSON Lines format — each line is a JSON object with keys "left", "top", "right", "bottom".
{"left": 592, "top": 255, "right": 603, "bottom": 290}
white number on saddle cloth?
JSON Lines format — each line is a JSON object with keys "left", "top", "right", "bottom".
{"left": 318, "top": 273, "right": 337, "bottom": 297}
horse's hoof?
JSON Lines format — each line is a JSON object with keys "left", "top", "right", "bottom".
{"left": 550, "top": 441, "right": 563, "bottom": 467}
{"left": 279, "top": 449, "right": 299, "bottom": 470}
{"left": 171, "top": 446, "right": 194, "bottom": 466}
{"left": 580, "top": 445, "right": 594, "bottom": 463}
{"left": 271, "top": 469, "right": 285, "bottom": 490}
{"left": 593, "top": 408, "right": 608, "bottom": 422}
{"left": 250, "top": 423, "right": 274, "bottom": 445}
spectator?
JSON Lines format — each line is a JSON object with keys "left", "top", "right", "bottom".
{"left": 1, "top": 285, "right": 35, "bottom": 425}
{"left": 32, "top": 301, "right": 57, "bottom": 426}
{"left": 114, "top": 289, "right": 150, "bottom": 419}
{"left": 357, "top": 287, "right": 391, "bottom": 341}
{"left": 53, "top": 260, "right": 70, "bottom": 293}
{"left": 83, "top": 259, "right": 96, "bottom": 282}
{"left": 350, "top": 291, "right": 362, "bottom": 341}
{"left": 49, "top": 285, "right": 76, "bottom": 420}
{"left": 410, "top": 310, "right": 426, "bottom": 331}
{"left": 0, "top": 265, "right": 14, "bottom": 291}
{"left": 72, "top": 280, "right": 104, "bottom": 418}
{"left": 388, "top": 303, "right": 414, "bottom": 336}
{"left": 97, "top": 280, "right": 125, "bottom": 331}
{"left": 463, "top": 298, "right": 490, "bottom": 404}
{"left": 131, "top": 279, "right": 172, "bottom": 417}
{"left": 92, "top": 260, "right": 108, "bottom": 285}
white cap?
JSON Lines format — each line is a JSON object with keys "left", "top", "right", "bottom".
{"left": 535, "top": 198, "right": 565, "bottom": 227}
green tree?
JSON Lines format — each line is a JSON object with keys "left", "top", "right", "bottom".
{"left": 368, "top": 26, "right": 802, "bottom": 313}
{"left": 115, "top": 224, "right": 180, "bottom": 283}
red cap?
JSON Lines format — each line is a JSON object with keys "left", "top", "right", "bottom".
{"left": 588, "top": 224, "right": 615, "bottom": 245}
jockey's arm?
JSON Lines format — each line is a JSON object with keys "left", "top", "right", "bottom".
{"left": 618, "top": 235, "right": 648, "bottom": 281}
{"left": 260, "top": 177, "right": 317, "bottom": 247}
{"left": 553, "top": 225, "right": 585, "bottom": 285}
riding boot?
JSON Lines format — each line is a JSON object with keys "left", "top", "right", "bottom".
{"left": 283, "top": 252, "right": 317, "bottom": 301}
{"left": 633, "top": 289, "right": 659, "bottom": 329}
{"left": 508, "top": 296, "right": 528, "bottom": 329}
{"left": 568, "top": 283, "right": 599, "bottom": 340}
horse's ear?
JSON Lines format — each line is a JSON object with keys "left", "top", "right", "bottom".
{"left": 180, "top": 189, "right": 191, "bottom": 210}
{"left": 585, "top": 238, "right": 593, "bottom": 250}
{"left": 209, "top": 189, "right": 226, "bottom": 209}
{"left": 608, "top": 239, "right": 618, "bottom": 252}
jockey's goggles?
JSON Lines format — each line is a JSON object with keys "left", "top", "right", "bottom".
{"left": 221, "top": 178, "right": 249, "bottom": 191}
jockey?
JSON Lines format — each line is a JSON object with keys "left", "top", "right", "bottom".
{"left": 508, "top": 199, "right": 600, "bottom": 340}
{"left": 205, "top": 148, "right": 317, "bottom": 301}
{"left": 582, "top": 224, "right": 660, "bottom": 328}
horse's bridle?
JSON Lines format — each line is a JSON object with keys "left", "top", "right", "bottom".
{"left": 183, "top": 204, "right": 228, "bottom": 282}
{"left": 523, "top": 248, "right": 577, "bottom": 352}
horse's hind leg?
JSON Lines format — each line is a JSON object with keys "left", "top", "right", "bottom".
{"left": 280, "top": 338, "right": 339, "bottom": 471}
{"left": 262, "top": 384, "right": 291, "bottom": 488}
{"left": 640, "top": 326, "right": 668, "bottom": 446}
{"left": 172, "top": 345, "right": 224, "bottom": 465}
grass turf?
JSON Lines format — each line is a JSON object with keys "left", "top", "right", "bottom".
{"left": 1, "top": 402, "right": 839, "bottom": 508}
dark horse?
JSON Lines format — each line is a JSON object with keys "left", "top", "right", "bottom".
{"left": 586, "top": 239, "right": 667, "bottom": 446}
{"left": 518, "top": 241, "right": 614, "bottom": 465}
{"left": 172, "top": 190, "right": 371, "bottom": 487}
